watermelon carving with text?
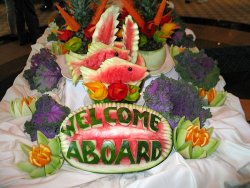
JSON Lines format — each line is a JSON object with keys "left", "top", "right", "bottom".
{"left": 60, "top": 103, "right": 172, "bottom": 173}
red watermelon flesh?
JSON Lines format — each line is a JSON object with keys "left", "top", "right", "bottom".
{"left": 92, "top": 6, "right": 119, "bottom": 45}
{"left": 68, "top": 48, "right": 131, "bottom": 83}
{"left": 123, "top": 15, "right": 139, "bottom": 63}
{"left": 60, "top": 103, "right": 173, "bottom": 173}
{"left": 80, "top": 57, "right": 148, "bottom": 85}
{"left": 95, "top": 13, "right": 116, "bottom": 44}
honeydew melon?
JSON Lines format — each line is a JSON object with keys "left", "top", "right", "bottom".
{"left": 174, "top": 117, "right": 220, "bottom": 159}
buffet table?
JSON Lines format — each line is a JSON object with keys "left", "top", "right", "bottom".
{"left": 0, "top": 31, "right": 250, "bottom": 188}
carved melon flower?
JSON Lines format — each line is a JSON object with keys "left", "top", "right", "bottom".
{"left": 125, "top": 85, "right": 140, "bottom": 102}
{"left": 64, "top": 37, "right": 82, "bottom": 52}
{"left": 173, "top": 117, "right": 220, "bottom": 159}
{"left": 199, "top": 88, "right": 227, "bottom": 107}
{"left": 84, "top": 81, "right": 108, "bottom": 101}
{"left": 9, "top": 96, "right": 36, "bottom": 117}
{"left": 16, "top": 131, "right": 63, "bottom": 178}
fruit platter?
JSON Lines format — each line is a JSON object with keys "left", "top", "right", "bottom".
{"left": 0, "top": 1, "right": 250, "bottom": 187}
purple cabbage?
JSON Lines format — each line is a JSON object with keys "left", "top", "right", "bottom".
{"left": 144, "top": 75, "right": 211, "bottom": 129}
{"left": 23, "top": 48, "right": 62, "bottom": 93}
{"left": 174, "top": 49, "right": 220, "bottom": 90}
{"left": 24, "top": 95, "right": 70, "bottom": 141}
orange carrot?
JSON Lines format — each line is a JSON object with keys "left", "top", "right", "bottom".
{"left": 153, "top": 0, "right": 167, "bottom": 26}
{"left": 122, "top": 0, "right": 145, "bottom": 28}
{"left": 90, "top": 0, "right": 109, "bottom": 25}
{"left": 55, "top": 3, "right": 80, "bottom": 32}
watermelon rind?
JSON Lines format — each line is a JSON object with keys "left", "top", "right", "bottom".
{"left": 60, "top": 103, "right": 173, "bottom": 173}
{"left": 92, "top": 6, "right": 120, "bottom": 46}
{"left": 123, "top": 15, "right": 139, "bottom": 63}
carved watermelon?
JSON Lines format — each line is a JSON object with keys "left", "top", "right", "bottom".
{"left": 123, "top": 15, "right": 139, "bottom": 63}
{"left": 92, "top": 5, "right": 120, "bottom": 45}
{"left": 66, "top": 43, "right": 131, "bottom": 84}
{"left": 60, "top": 103, "right": 173, "bottom": 173}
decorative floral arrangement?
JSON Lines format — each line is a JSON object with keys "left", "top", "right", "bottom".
{"left": 120, "top": 0, "right": 180, "bottom": 51}
{"left": 63, "top": 5, "right": 150, "bottom": 102}
{"left": 16, "top": 131, "right": 64, "bottom": 178}
{"left": 24, "top": 95, "right": 70, "bottom": 141}
{"left": 23, "top": 48, "right": 62, "bottom": 93}
{"left": 47, "top": 0, "right": 111, "bottom": 54}
{"left": 173, "top": 117, "right": 220, "bottom": 159}
{"left": 144, "top": 74, "right": 211, "bottom": 129}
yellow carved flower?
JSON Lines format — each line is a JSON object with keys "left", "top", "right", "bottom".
{"left": 29, "top": 144, "right": 51, "bottom": 167}
{"left": 84, "top": 81, "right": 108, "bottom": 101}
{"left": 185, "top": 125, "right": 209, "bottom": 147}
{"left": 16, "top": 131, "right": 64, "bottom": 178}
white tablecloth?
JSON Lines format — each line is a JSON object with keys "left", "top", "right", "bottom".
{"left": 0, "top": 34, "right": 250, "bottom": 188}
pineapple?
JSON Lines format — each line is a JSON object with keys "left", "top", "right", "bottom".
{"left": 70, "top": 0, "right": 94, "bottom": 29}
{"left": 134, "top": 0, "right": 164, "bottom": 22}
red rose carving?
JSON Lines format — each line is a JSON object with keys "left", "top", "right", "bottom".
{"left": 107, "top": 83, "right": 128, "bottom": 101}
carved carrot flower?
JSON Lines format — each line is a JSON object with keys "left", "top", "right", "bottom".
{"left": 173, "top": 117, "right": 220, "bottom": 159}
{"left": 84, "top": 81, "right": 108, "bottom": 101}
{"left": 16, "top": 131, "right": 63, "bottom": 178}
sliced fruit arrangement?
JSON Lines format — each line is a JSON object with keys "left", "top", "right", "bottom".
{"left": 16, "top": 131, "right": 64, "bottom": 178}
{"left": 173, "top": 117, "right": 220, "bottom": 159}
{"left": 60, "top": 103, "right": 173, "bottom": 173}
{"left": 199, "top": 88, "right": 227, "bottom": 107}
{"left": 66, "top": 5, "right": 147, "bottom": 85}
{"left": 80, "top": 57, "right": 148, "bottom": 85}
{"left": 9, "top": 96, "right": 36, "bottom": 117}
{"left": 66, "top": 42, "right": 131, "bottom": 84}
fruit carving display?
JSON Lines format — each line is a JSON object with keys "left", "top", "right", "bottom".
{"left": 9, "top": 96, "right": 36, "bottom": 117}
{"left": 60, "top": 103, "right": 173, "bottom": 173}
{"left": 173, "top": 117, "right": 220, "bottom": 159}
{"left": 66, "top": 5, "right": 148, "bottom": 87}
{"left": 12, "top": 0, "right": 224, "bottom": 179}
{"left": 199, "top": 88, "right": 227, "bottom": 107}
{"left": 16, "top": 131, "right": 64, "bottom": 178}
